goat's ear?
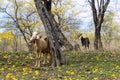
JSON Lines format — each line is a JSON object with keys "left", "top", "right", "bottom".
{"left": 36, "top": 35, "right": 42, "bottom": 39}
{"left": 78, "top": 33, "right": 82, "bottom": 39}
{"left": 44, "top": 37, "right": 48, "bottom": 41}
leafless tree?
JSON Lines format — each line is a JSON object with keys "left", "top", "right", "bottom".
{"left": 88, "top": 0, "right": 110, "bottom": 50}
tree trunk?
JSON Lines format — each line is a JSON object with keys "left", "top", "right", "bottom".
{"left": 94, "top": 27, "right": 103, "bottom": 50}
{"left": 34, "top": 0, "right": 63, "bottom": 67}
{"left": 43, "top": 0, "right": 73, "bottom": 51}
{"left": 89, "top": 0, "right": 110, "bottom": 50}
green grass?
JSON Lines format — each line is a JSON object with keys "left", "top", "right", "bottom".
{"left": 0, "top": 51, "right": 120, "bottom": 80}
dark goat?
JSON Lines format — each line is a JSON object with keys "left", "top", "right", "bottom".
{"left": 81, "top": 36, "right": 90, "bottom": 49}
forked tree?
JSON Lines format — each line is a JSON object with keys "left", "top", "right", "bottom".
{"left": 34, "top": 0, "right": 72, "bottom": 67}
{"left": 88, "top": 0, "right": 110, "bottom": 50}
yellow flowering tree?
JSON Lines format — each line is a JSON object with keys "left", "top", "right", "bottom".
{"left": 0, "top": 31, "right": 14, "bottom": 51}
{"left": 0, "top": 31, "right": 13, "bottom": 41}
{"left": 52, "top": 0, "right": 80, "bottom": 31}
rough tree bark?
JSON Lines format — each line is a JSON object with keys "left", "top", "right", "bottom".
{"left": 34, "top": 0, "right": 63, "bottom": 67}
{"left": 42, "top": 0, "right": 73, "bottom": 50}
{"left": 89, "top": 0, "right": 110, "bottom": 50}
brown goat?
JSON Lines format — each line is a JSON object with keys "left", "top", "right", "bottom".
{"left": 29, "top": 32, "right": 51, "bottom": 67}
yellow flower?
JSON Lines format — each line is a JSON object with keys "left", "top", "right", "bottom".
{"left": 35, "top": 70, "right": 40, "bottom": 75}
{"left": 23, "top": 68, "right": 27, "bottom": 72}
{"left": 0, "top": 68, "right": 4, "bottom": 71}
{"left": 45, "top": 71, "right": 48, "bottom": 74}
{"left": 22, "top": 68, "right": 28, "bottom": 75}
{"left": 70, "top": 71, "right": 75, "bottom": 75}
{"left": 12, "top": 65, "right": 15, "bottom": 68}
{"left": 58, "top": 74, "right": 61, "bottom": 77}
{"left": 11, "top": 76, "right": 18, "bottom": 80}
{"left": 66, "top": 70, "right": 70, "bottom": 74}
{"left": 58, "top": 67, "right": 62, "bottom": 72}
{"left": 6, "top": 73, "right": 12, "bottom": 79}
{"left": 99, "top": 70, "right": 103, "bottom": 74}
{"left": 69, "top": 77, "right": 72, "bottom": 80}
{"left": 111, "top": 74, "right": 117, "bottom": 79}
{"left": 115, "top": 65, "right": 119, "bottom": 69}
{"left": 3, "top": 55, "right": 8, "bottom": 58}
{"left": 64, "top": 76, "right": 67, "bottom": 79}
{"left": 32, "top": 76, "right": 36, "bottom": 79}
{"left": 92, "top": 68, "right": 98, "bottom": 73}
{"left": 30, "top": 56, "right": 33, "bottom": 59}
{"left": 93, "top": 77, "right": 98, "bottom": 80}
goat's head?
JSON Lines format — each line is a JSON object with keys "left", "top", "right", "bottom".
{"left": 29, "top": 32, "right": 42, "bottom": 45}
{"left": 77, "top": 33, "right": 82, "bottom": 39}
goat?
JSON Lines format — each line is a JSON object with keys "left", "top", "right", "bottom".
{"left": 78, "top": 34, "right": 90, "bottom": 49}
{"left": 29, "top": 32, "right": 51, "bottom": 67}
{"left": 60, "top": 40, "right": 81, "bottom": 52}
{"left": 81, "top": 36, "right": 90, "bottom": 48}
{"left": 69, "top": 40, "right": 81, "bottom": 51}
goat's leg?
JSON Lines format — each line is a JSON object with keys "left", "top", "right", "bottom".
{"left": 35, "top": 50, "right": 41, "bottom": 68}
{"left": 37, "top": 51, "right": 41, "bottom": 67}
{"left": 85, "top": 43, "right": 87, "bottom": 51}
{"left": 88, "top": 43, "right": 89, "bottom": 49}
{"left": 85, "top": 44, "right": 86, "bottom": 48}
{"left": 35, "top": 52, "right": 38, "bottom": 67}
{"left": 43, "top": 53, "right": 47, "bottom": 65}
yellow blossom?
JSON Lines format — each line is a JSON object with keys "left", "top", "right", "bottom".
{"left": 115, "top": 65, "right": 119, "bottom": 69}
{"left": 35, "top": 70, "right": 40, "bottom": 75}
{"left": 111, "top": 74, "right": 117, "bottom": 79}
{"left": 0, "top": 68, "right": 4, "bottom": 71}
{"left": 3, "top": 55, "right": 8, "bottom": 58}
{"left": 11, "top": 76, "right": 18, "bottom": 80}
{"left": 64, "top": 76, "right": 67, "bottom": 79}
{"left": 6, "top": 73, "right": 12, "bottom": 79}
{"left": 92, "top": 68, "right": 98, "bottom": 73}
{"left": 22, "top": 67, "right": 28, "bottom": 75}
{"left": 93, "top": 77, "right": 98, "bottom": 80}
{"left": 70, "top": 71, "right": 75, "bottom": 75}
{"left": 32, "top": 76, "right": 36, "bottom": 78}
{"left": 69, "top": 77, "right": 72, "bottom": 80}
{"left": 66, "top": 70, "right": 70, "bottom": 74}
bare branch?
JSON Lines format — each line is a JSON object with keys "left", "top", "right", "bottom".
{"left": 26, "top": 11, "right": 36, "bottom": 19}
{"left": 104, "top": 0, "right": 110, "bottom": 12}
{"left": 91, "top": 0, "right": 98, "bottom": 26}
{"left": 97, "top": 0, "right": 100, "bottom": 10}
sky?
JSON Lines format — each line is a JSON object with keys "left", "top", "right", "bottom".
{"left": 71, "top": 0, "right": 120, "bottom": 31}
{"left": 0, "top": 0, "right": 120, "bottom": 32}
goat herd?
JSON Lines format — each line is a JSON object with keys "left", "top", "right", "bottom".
{"left": 28, "top": 32, "right": 90, "bottom": 67}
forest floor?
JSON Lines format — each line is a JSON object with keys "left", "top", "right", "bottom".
{"left": 0, "top": 51, "right": 120, "bottom": 80}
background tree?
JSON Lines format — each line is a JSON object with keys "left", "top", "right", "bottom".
{"left": 0, "top": 0, "right": 40, "bottom": 51}
{"left": 102, "top": 12, "right": 120, "bottom": 50}
{"left": 0, "top": 31, "right": 13, "bottom": 52}
{"left": 52, "top": 0, "right": 81, "bottom": 41}
{"left": 88, "top": 0, "right": 110, "bottom": 50}
{"left": 52, "top": 0, "right": 80, "bottom": 32}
